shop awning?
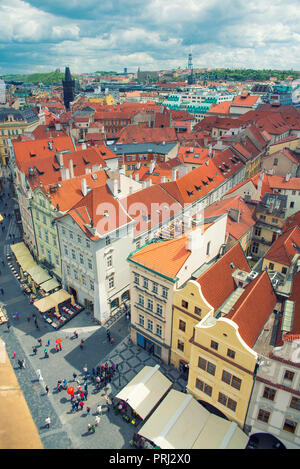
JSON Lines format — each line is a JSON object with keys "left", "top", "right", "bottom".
{"left": 33, "top": 289, "right": 72, "bottom": 313}
{"left": 27, "top": 265, "right": 51, "bottom": 285}
{"left": 138, "top": 389, "right": 249, "bottom": 449}
{"left": 10, "top": 242, "right": 37, "bottom": 271}
{"left": 40, "top": 277, "right": 60, "bottom": 293}
{"left": 115, "top": 365, "right": 172, "bottom": 420}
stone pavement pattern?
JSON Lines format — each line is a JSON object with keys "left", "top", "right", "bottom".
{"left": 0, "top": 180, "right": 187, "bottom": 449}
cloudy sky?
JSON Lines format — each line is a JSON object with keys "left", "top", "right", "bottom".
{"left": 0, "top": 0, "right": 299, "bottom": 75}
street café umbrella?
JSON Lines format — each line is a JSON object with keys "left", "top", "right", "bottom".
{"left": 56, "top": 338, "right": 62, "bottom": 344}
{"left": 67, "top": 386, "right": 75, "bottom": 395}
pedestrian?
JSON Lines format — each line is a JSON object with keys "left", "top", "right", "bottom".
{"left": 74, "top": 401, "right": 79, "bottom": 411}
{"left": 45, "top": 385, "right": 50, "bottom": 395}
{"left": 84, "top": 390, "right": 88, "bottom": 401}
{"left": 84, "top": 381, "right": 88, "bottom": 391}
{"left": 106, "top": 329, "right": 111, "bottom": 342}
{"left": 27, "top": 316, "right": 31, "bottom": 322}
{"left": 86, "top": 406, "right": 91, "bottom": 415}
{"left": 47, "top": 339, "right": 50, "bottom": 347}
{"left": 72, "top": 372, "right": 77, "bottom": 381}
{"left": 35, "top": 320, "right": 39, "bottom": 329}
{"left": 7, "top": 321, "right": 10, "bottom": 330}
{"left": 96, "top": 405, "right": 102, "bottom": 415}
{"left": 95, "top": 415, "right": 100, "bottom": 426}
{"left": 44, "top": 348, "right": 49, "bottom": 358}
{"left": 58, "top": 342, "right": 62, "bottom": 351}
{"left": 83, "top": 364, "right": 88, "bottom": 375}
{"left": 56, "top": 344, "right": 59, "bottom": 353}
{"left": 79, "top": 400, "right": 84, "bottom": 411}
{"left": 45, "top": 417, "right": 51, "bottom": 429}
{"left": 33, "top": 346, "right": 37, "bottom": 355}
{"left": 80, "top": 391, "right": 85, "bottom": 401}
{"left": 0, "top": 288, "right": 4, "bottom": 295}
{"left": 36, "top": 369, "right": 43, "bottom": 382}
{"left": 38, "top": 338, "right": 42, "bottom": 347}
{"left": 21, "top": 359, "right": 25, "bottom": 369}
{"left": 88, "top": 423, "right": 95, "bottom": 433}
{"left": 73, "top": 330, "right": 78, "bottom": 338}
{"left": 80, "top": 339, "right": 84, "bottom": 349}
{"left": 13, "top": 352, "right": 16, "bottom": 359}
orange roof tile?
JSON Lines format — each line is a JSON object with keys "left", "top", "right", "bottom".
{"left": 231, "top": 94, "right": 259, "bottom": 107}
{"left": 44, "top": 170, "right": 108, "bottom": 212}
{"left": 264, "top": 226, "right": 300, "bottom": 266}
{"left": 206, "top": 101, "right": 232, "bottom": 115}
{"left": 66, "top": 185, "right": 131, "bottom": 240}
{"left": 160, "top": 160, "right": 225, "bottom": 206}
{"left": 226, "top": 271, "right": 277, "bottom": 348}
{"left": 204, "top": 196, "right": 255, "bottom": 241}
{"left": 267, "top": 174, "right": 300, "bottom": 191}
{"left": 128, "top": 235, "right": 192, "bottom": 280}
{"left": 197, "top": 243, "right": 251, "bottom": 310}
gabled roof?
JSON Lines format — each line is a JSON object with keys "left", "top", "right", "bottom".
{"left": 160, "top": 160, "right": 225, "bottom": 206}
{"left": 128, "top": 235, "right": 192, "bottom": 280}
{"left": 283, "top": 210, "right": 300, "bottom": 232}
{"left": 13, "top": 136, "right": 75, "bottom": 162}
{"left": 231, "top": 93, "right": 260, "bottom": 108}
{"left": 196, "top": 243, "right": 251, "bottom": 310}
{"left": 204, "top": 196, "right": 255, "bottom": 241}
{"left": 206, "top": 101, "right": 232, "bottom": 115}
{"left": 117, "top": 125, "right": 177, "bottom": 144}
{"left": 43, "top": 170, "right": 108, "bottom": 212}
{"left": 267, "top": 174, "right": 300, "bottom": 191}
{"left": 16, "top": 147, "right": 107, "bottom": 188}
{"left": 264, "top": 226, "right": 300, "bottom": 266}
{"left": 66, "top": 185, "right": 132, "bottom": 240}
{"left": 120, "top": 184, "right": 182, "bottom": 237}
{"left": 226, "top": 271, "right": 277, "bottom": 348}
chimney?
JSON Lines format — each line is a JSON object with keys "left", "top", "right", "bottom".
{"left": 146, "top": 179, "right": 152, "bottom": 188}
{"left": 60, "top": 167, "right": 70, "bottom": 181}
{"left": 57, "top": 151, "right": 64, "bottom": 168}
{"left": 228, "top": 208, "right": 241, "bottom": 223}
{"left": 186, "top": 227, "right": 203, "bottom": 252}
{"left": 285, "top": 173, "right": 291, "bottom": 182}
{"left": 161, "top": 176, "right": 166, "bottom": 183}
{"left": 82, "top": 143, "right": 87, "bottom": 150}
{"left": 256, "top": 171, "right": 265, "bottom": 200}
{"left": 135, "top": 173, "right": 139, "bottom": 182}
{"left": 81, "top": 178, "right": 87, "bottom": 196}
{"left": 172, "top": 168, "right": 177, "bottom": 181}
{"left": 106, "top": 177, "right": 118, "bottom": 196}
{"left": 68, "top": 159, "right": 74, "bottom": 179}
{"left": 149, "top": 160, "right": 155, "bottom": 173}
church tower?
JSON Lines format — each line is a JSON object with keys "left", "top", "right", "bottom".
{"left": 62, "top": 66, "right": 75, "bottom": 111}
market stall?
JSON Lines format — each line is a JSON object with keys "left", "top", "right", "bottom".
{"left": 115, "top": 365, "right": 172, "bottom": 421}
{"left": 138, "top": 389, "right": 249, "bottom": 449}
{"left": 33, "top": 289, "right": 73, "bottom": 314}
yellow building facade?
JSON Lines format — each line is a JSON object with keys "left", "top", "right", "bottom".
{"left": 188, "top": 316, "right": 257, "bottom": 428}
{"left": 0, "top": 108, "right": 39, "bottom": 166}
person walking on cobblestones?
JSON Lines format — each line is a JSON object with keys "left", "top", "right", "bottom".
{"left": 45, "top": 417, "right": 51, "bottom": 428}
{"left": 86, "top": 406, "right": 91, "bottom": 415}
{"left": 45, "top": 385, "right": 50, "bottom": 395}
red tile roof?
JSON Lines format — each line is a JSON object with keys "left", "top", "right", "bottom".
{"left": 66, "top": 185, "right": 131, "bottom": 240}
{"left": 226, "top": 271, "right": 277, "bottom": 348}
{"left": 13, "top": 136, "right": 75, "bottom": 162}
{"left": 117, "top": 125, "right": 177, "bottom": 144}
{"left": 204, "top": 196, "right": 255, "bottom": 241}
{"left": 206, "top": 101, "right": 232, "bottom": 115}
{"left": 264, "top": 226, "right": 300, "bottom": 266}
{"left": 44, "top": 170, "right": 108, "bottom": 212}
{"left": 128, "top": 234, "right": 192, "bottom": 280}
{"left": 160, "top": 160, "right": 225, "bottom": 206}
{"left": 231, "top": 93, "right": 260, "bottom": 108}
{"left": 283, "top": 210, "right": 300, "bottom": 232}
{"left": 267, "top": 174, "right": 300, "bottom": 191}
{"left": 197, "top": 242, "right": 251, "bottom": 310}
{"left": 120, "top": 184, "right": 182, "bottom": 237}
